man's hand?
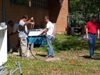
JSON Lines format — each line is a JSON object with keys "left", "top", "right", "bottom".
{"left": 86, "top": 35, "right": 89, "bottom": 40}
{"left": 40, "top": 33, "right": 43, "bottom": 35}
{"left": 53, "top": 36, "right": 55, "bottom": 39}
{"left": 30, "top": 17, "right": 33, "bottom": 21}
{"left": 97, "top": 35, "right": 99, "bottom": 39}
{"left": 31, "top": 22, "right": 35, "bottom": 25}
{"left": 9, "top": 32, "right": 15, "bottom": 36}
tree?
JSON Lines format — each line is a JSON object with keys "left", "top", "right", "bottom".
{"left": 70, "top": 0, "right": 100, "bottom": 17}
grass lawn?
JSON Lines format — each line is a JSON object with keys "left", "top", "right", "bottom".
{"left": 4, "top": 34, "right": 100, "bottom": 75}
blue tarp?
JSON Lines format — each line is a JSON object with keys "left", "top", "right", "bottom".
{"left": 27, "top": 36, "right": 46, "bottom": 46}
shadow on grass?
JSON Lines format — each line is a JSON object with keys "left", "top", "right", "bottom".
{"left": 95, "top": 45, "right": 100, "bottom": 50}
{"left": 80, "top": 56, "right": 100, "bottom": 60}
{"left": 81, "top": 56, "right": 91, "bottom": 59}
{"left": 93, "top": 58, "right": 100, "bottom": 60}
{"left": 36, "top": 54, "right": 47, "bottom": 57}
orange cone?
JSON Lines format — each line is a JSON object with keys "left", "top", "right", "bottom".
{"left": 36, "top": 52, "right": 37, "bottom": 55}
{"left": 71, "top": 60, "right": 75, "bottom": 65}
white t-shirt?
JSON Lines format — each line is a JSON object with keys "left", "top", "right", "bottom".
{"left": 46, "top": 21, "right": 54, "bottom": 36}
{"left": 13, "top": 23, "right": 19, "bottom": 33}
{"left": 18, "top": 20, "right": 28, "bottom": 38}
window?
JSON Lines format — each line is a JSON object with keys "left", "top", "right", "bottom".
{"left": 31, "top": 0, "right": 48, "bottom": 9}
{"left": 10, "top": 0, "right": 48, "bottom": 10}
{"left": 10, "top": 0, "right": 29, "bottom": 6}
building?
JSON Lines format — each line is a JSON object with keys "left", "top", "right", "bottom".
{"left": 0, "top": 0, "right": 69, "bottom": 45}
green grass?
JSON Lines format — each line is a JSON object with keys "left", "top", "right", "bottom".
{"left": 4, "top": 34, "right": 100, "bottom": 75}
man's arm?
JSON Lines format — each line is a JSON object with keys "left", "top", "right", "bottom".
{"left": 53, "top": 28, "right": 55, "bottom": 39}
{"left": 40, "top": 28, "right": 48, "bottom": 35}
{"left": 86, "top": 28, "right": 89, "bottom": 39}
{"left": 25, "top": 17, "right": 34, "bottom": 25}
{"left": 30, "top": 22, "right": 35, "bottom": 25}
{"left": 9, "top": 32, "right": 16, "bottom": 35}
{"left": 10, "top": 25, "right": 18, "bottom": 35}
{"left": 97, "top": 29, "right": 99, "bottom": 39}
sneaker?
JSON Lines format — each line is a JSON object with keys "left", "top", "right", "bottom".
{"left": 90, "top": 57, "right": 94, "bottom": 59}
{"left": 45, "top": 55, "right": 54, "bottom": 58}
{"left": 45, "top": 56, "right": 49, "bottom": 58}
{"left": 49, "top": 56, "right": 54, "bottom": 58}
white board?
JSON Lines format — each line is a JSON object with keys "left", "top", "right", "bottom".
{"left": 0, "top": 26, "right": 7, "bottom": 66}
{"left": 28, "top": 29, "right": 45, "bottom": 36}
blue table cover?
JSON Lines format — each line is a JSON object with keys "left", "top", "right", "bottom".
{"left": 27, "top": 36, "right": 46, "bottom": 46}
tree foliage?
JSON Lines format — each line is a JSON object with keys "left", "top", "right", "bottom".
{"left": 70, "top": 0, "right": 100, "bottom": 15}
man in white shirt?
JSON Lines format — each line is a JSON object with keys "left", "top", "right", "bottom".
{"left": 19, "top": 15, "right": 34, "bottom": 57}
{"left": 8, "top": 21, "right": 19, "bottom": 52}
{"left": 40, "top": 16, "right": 55, "bottom": 58}
{"left": 8, "top": 21, "right": 19, "bottom": 35}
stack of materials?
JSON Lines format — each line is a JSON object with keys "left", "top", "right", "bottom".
{"left": 0, "top": 61, "right": 23, "bottom": 75}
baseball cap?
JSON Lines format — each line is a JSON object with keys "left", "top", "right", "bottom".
{"left": 92, "top": 15, "right": 97, "bottom": 18}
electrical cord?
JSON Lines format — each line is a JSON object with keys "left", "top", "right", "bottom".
{"left": 29, "top": 43, "right": 37, "bottom": 59}
{"left": 28, "top": 36, "right": 42, "bottom": 59}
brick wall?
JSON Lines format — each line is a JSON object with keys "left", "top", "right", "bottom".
{"left": 56, "top": 0, "right": 69, "bottom": 33}
{"left": 5, "top": 0, "right": 49, "bottom": 45}
{"left": 48, "top": 0, "right": 61, "bottom": 23}
{"left": 49, "top": 0, "right": 69, "bottom": 33}
{"left": 0, "top": 0, "right": 3, "bottom": 22}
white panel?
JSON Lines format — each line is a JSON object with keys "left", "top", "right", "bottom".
{"left": 0, "top": 26, "right": 7, "bottom": 66}
{"left": 28, "top": 29, "right": 44, "bottom": 36}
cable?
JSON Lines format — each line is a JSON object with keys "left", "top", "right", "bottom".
{"left": 29, "top": 47, "right": 37, "bottom": 59}
{"left": 28, "top": 37, "right": 37, "bottom": 59}
{"left": 28, "top": 35, "right": 45, "bottom": 59}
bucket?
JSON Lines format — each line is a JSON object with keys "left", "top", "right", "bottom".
{"left": 1, "top": 22, "right": 6, "bottom": 27}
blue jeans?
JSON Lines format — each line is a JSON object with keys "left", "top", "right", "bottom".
{"left": 88, "top": 33, "right": 97, "bottom": 57}
{"left": 46, "top": 36, "right": 54, "bottom": 57}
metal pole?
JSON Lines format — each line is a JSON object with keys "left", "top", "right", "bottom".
{"left": 9, "top": 68, "right": 19, "bottom": 75}
{"left": 10, "top": 69, "right": 13, "bottom": 74}
{"left": 15, "top": 62, "right": 17, "bottom": 66}
{"left": 3, "top": 0, "right": 6, "bottom": 22}
{"left": 0, "top": 66, "right": 10, "bottom": 70}
{"left": 0, "top": 69, "right": 8, "bottom": 75}
{"left": 18, "top": 61, "right": 23, "bottom": 75}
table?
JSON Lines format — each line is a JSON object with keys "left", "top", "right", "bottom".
{"left": 27, "top": 29, "right": 46, "bottom": 50}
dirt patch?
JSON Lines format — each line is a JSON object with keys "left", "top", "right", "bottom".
{"left": 55, "top": 51, "right": 89, "bottom": 60}
{"left": 12, "top": 52, "right": 19, "bottom": 56}
{"left": 45, "top": 57, "right": 60, "bottom": 62}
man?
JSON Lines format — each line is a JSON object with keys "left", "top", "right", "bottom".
{"left": 86, "top": 15, "right": 99, "bottom": 58}
{"left": 8, "top": 21, "right": 19, "bottom": 52}
{"left": 8, "top": 21, "right": 19, "bottom": 35}
{"left": 40, "top": 16, "right": 55, "bottom": 58}
{"left": 19, "top": 15, "right": 34, "bottom": 57}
